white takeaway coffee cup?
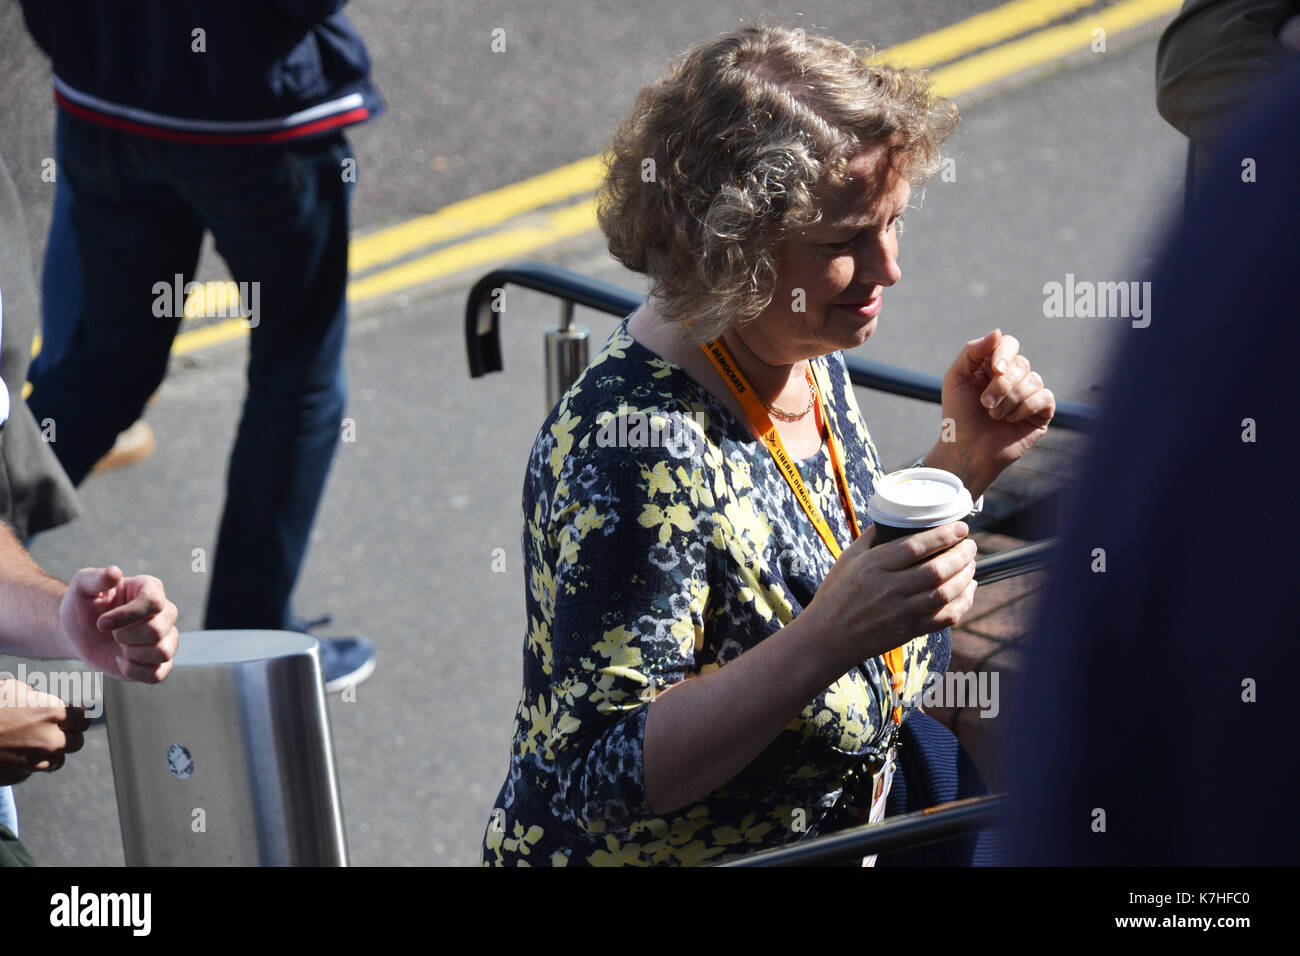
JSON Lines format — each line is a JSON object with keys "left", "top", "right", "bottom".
{"left": 866, "top": 467, "right": 977, "bottom": 544}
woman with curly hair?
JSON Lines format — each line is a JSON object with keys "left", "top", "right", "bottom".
{"left": 483, "top": 24, "right": 1055, "bottom": 867}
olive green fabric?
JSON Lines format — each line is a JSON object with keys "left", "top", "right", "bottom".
{"left": 1156, "top": 0, "right": 1300, "bottom": 201}
{"left": 0, "top": 149, "right": 81, "bottom": 538}
{"left": 0, "top": 822, "right": 36, "bottom": 866}
{"left": 1156, "top": 0, "right": 1300, "bottom": 144}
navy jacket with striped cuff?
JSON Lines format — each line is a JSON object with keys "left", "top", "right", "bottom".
{"left": 20, "top": 0, "right": 384, "bottom": 145}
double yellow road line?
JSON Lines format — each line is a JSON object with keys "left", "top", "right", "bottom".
{"left": 174, "top": 0, "right": 1181, "bottom": 356}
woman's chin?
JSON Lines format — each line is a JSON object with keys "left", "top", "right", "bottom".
{"left": 846, "top": 314, "right": 878, "bottom": 346}
{"left": 827, "top": 305, "right": 879, "bottom": 347}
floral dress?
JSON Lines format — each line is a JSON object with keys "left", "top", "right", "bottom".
{"left": 481, "top": 320, "right": 950, "bottom": 866}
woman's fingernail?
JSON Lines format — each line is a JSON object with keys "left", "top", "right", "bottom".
{"left": 994, "top": 358, "right": 1007, "bottom": 372}
{"left": 982, "top": 393, "right": 997, "bottom": 408}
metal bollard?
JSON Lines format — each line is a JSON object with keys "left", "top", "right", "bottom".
{"left": 544, "top": 300, "right": 589, "bottom": 411}
{"left": 105, "top": 630, "right": 348, "bottom": 866}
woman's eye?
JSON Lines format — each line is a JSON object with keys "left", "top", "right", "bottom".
{"left": 821, "top": 218, "right": 904, "bottom": 250}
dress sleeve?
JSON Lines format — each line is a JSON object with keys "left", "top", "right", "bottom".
{"left": 529, "top": 406, "right": 715, "bottom": 838}
{"left": 1155, "top": 0, "right": 1300, "bottom": 142}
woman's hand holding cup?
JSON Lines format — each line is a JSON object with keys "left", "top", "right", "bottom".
{"left": 805, "top": 520, "right": 978, "bottom": 671}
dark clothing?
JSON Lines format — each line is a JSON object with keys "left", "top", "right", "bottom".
{"left": 1156, "top": 0, "right": 1299, "bottom": 144}
{"left": 878, "top": 710, "right": 1003, "bottom": 866}
{"left": 22, "top": 1, "right": 381, "bottom": 630}
{"left": 1004, "top": 67, "right": 1300, "bottom": 865}
{"left": 20, "top": 0, "right": 383, "bottom": 144}
{"left": 28, "top": 112, "right": 353, "bottom": 630}
{"left": 0, "top": 824, "right": 35, "bottom": 867}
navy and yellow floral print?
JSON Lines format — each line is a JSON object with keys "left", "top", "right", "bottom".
{"left": 483, "top": 320, "right": 949, "bottom": 866}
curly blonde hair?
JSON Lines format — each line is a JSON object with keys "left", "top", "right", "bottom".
{"left": 598, "top": 24, "right": 959, "bottom": 341}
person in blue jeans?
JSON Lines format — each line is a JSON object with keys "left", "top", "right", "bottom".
{"left": 30, "top": 166, "right": 75, "bottom": 384}
{"left": 21, "top": 1, "right": 384, "bottom": 691}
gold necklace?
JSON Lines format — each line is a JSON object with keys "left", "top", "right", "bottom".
{"left": 762, "top": 376, "right": 816, "bottom": 422}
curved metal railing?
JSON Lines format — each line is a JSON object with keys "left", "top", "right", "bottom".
{"left": 465, "top": 261, "right": 1098, "bottom": 430}
{"left": 717, "top": 793, "right": 1008, "bottom": 867}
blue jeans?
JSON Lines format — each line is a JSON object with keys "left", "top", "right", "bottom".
{"left": 30, "top": 135, "right": 79, "bottom": 382}
{"left": 0, "top": 785, "right": 16, "bottom": 836}
{"left": 29, "top": 111, "right": 353, "bottom": 630}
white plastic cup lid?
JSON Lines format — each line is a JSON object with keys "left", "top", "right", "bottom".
{"left": 866, "top": 467, "right": 975, "bottom": 529}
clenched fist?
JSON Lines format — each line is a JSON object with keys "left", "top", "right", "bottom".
{"left": 57, "top": 567, "right": 180, "bottom": 683}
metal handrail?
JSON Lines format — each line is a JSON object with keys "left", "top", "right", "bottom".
{"left": 465, "top": 263, "right": 640, "bottom": 378}
{"left": 974, "top": 537, "right": 1054, "bottom": 585}
{"left": 464, "top": 261, "right": 1098, "bottom": 430}
{"left": 718, "top": 793, "right": 1007, "bottom": 867}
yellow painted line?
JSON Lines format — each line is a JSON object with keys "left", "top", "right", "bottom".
{"left": 880, "top": 0, "right": 1099, "bottom": 69}
{"left": 343, "top": 0, "right": 1180, "bottom": 306}
{"left": 347, "top": 200, "right": 597, "bottom": 303}
{"left": 345, "top": 0, "right": 1107, "bottom": 276}
{"left": 166, "top": 0, "right": 1179, "bottom": 358}
{"left": 929, "top": 0, "right": 1181, "bottom": 97}
{"left": 173, "top": 316, "right": 250, "bottom": 354}
{"left": 171, "top": 200, "right": 599, "bottom": 355}
{"left": 348, "top": 156, "right": 604, "bottom": 273}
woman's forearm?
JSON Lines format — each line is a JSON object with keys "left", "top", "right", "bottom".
{"left": 920, "top": 441, "right": 999, "bottom": 500}
{"left": 641, "top": 604, "right": 850, "bottom": 815}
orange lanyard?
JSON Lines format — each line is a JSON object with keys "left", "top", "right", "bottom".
{"left": 701, "top": 339, "right": 906, "bottom": 723}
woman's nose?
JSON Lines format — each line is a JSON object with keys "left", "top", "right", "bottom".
{"left": 855, "top": 233, "right": 902, "bottom": 287}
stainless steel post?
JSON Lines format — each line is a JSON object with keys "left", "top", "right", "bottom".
{"left": 543, "top": 300, "right": 589, "bottom": 411}
{"left": 105, "top": 630, "right": 348, "bottom": 866}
